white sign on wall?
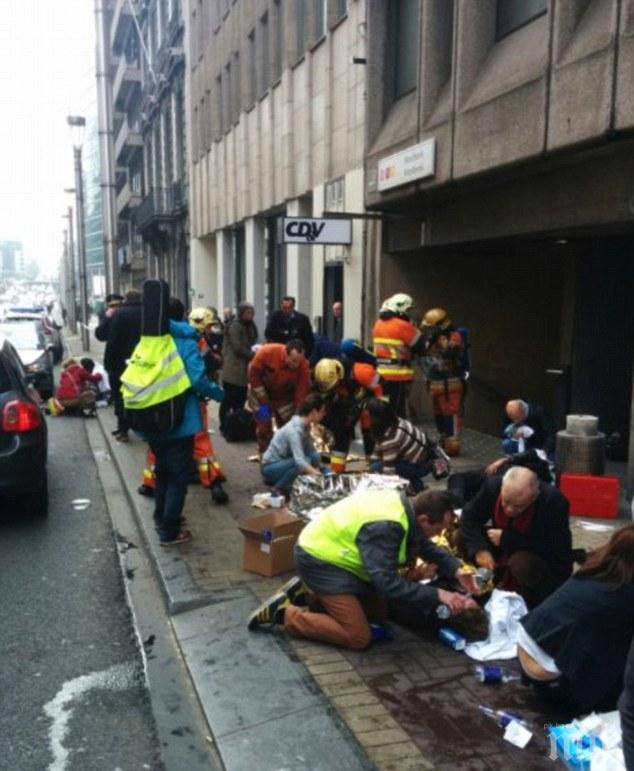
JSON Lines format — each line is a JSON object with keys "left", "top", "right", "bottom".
{"left": 281, "top": 217, "right": 352, "bottom": 245}
{"left": 377, "top": 138, "right": 436, "bottom": 192}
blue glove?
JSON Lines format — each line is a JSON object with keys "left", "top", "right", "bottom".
{"left": 255, "top": 403, "right": 272, "bottom": 421}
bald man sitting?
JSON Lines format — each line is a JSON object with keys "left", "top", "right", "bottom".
{"left": 460, "top": 467, "right": 573, "bottom": 608}
{"left": 502, "top": 398, "right": 555, "bottom": 457}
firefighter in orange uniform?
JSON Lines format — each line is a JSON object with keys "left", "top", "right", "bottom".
{"left": 138, "top": 308, "right": 229, "bottom": 503}
{"left": 420, "top": 307, "right": 465, "bottom": 457}
{"left": 372, "top": 294, "right": 426, "bottom": 417}
{"left": 247, "top": 340, "right": 310, "bottom": 455}
{"left": 313, "top": 359, "right": 385, "bottom": 473}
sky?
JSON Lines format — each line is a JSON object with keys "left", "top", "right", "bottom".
{"left": 0, "top": 0, "right": 97, "bottom": 278}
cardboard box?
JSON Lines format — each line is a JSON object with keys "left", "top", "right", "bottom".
{"left": 560, "top": 473, "right": 619, "bottom": 519}
{"left": 239, "top": 510, "right": 305, "bottom": 577}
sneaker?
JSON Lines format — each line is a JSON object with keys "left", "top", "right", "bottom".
{"left": 278, "top": 575, "right": 310, "bottom": 607}
{"left": 137, "top": 484, "right": 154, "bottom": 498}
{"left": 111, "top": 428, "right": 120, "bottom": 436}
{"left": 247, "top": 591, "right": 291, "bottom": 630}
{"left": 115, "top": 432, "right": 130, "bottom": 443}
{"left": 210, "top": 483, "right": 229, "bottom": 504}
{"left": 160, "top": 530, "right": 192, "bottom": 547}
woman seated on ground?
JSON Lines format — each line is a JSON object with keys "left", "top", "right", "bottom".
{"left": 50, "top": 358, "right": 102, "bottom": 417}
{"left": 368, "top": 399, "right": 440, "bottom": 493}
{"left": 260, "top": 393, "right": 327, "bottom": 495}
{"left": 518, "top": 524, "right": 634, "bottom": 714}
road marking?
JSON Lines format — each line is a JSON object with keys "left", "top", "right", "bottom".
{"left": 44, "top": 661, "right": 138, "bottom": 771}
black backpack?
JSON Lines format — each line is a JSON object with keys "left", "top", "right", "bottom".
{"left": 223, "top": 408, "right": 256, "bottom": 442}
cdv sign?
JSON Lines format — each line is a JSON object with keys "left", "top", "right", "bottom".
{"left": 280, "top": 217, "right": 352, "bottom": 245}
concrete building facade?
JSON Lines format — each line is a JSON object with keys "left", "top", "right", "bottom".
{"left": 184, "top": 0, "right": 368, "bottom": 338}
{"left": 110, "top": 0, "right": 189, "bottom": 300}
{"left": 365, "top": 0, "right": 634, "bottom": 489}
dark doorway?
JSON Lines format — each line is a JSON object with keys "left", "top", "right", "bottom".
{"left": 570, "top": 238, "right": 634, "bottom": 450}
{"left": 232, "top": 225, "right": 246, "bottom": 307}
{"left": 323, "top": 263, "right": 343, "bottom": 339}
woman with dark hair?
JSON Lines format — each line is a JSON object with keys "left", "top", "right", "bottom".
{"left": 368, "top": 399, "right": 441, "bottom": 493}
{"left": 518, "top": 525, "right": 634, "bottom": 714}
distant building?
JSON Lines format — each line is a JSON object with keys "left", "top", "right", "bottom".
{"left": 109, "top": 0, "right": 188, "bottom": 299}
{"left": 0, "top": 240, "right": 25, "bottom": 279}
{"left": 84, "top": 114, "right": 106, "bottom": 298}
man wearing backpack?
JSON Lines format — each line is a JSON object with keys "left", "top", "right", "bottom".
{"left": 135, "top": 297, "right": 224, "bottom": 546}
{"left": 420, "top": 307, "right": 466, "bottom": 457}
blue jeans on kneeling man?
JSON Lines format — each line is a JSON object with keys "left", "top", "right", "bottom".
{"left": 261, "top": 450, "right": 321, "bottom": 493}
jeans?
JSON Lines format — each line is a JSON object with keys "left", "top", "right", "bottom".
{"left": 149, "top": 435, "right": 194, "bottom": 541}
{"left": 110, "top": 370, "right": 129, "bottom": 433}
{"left": 261, "top": 450, "right": 320, "bottom": 493}
{"left": 370, "top": 459, "right": 427, "bottom": 492}
{"left": 502, "top": 438, "right": 520, "bottom": 454}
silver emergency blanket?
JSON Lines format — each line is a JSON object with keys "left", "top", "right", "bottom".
{"left": 289, "top": 473, "right": 409, "bottom": 521}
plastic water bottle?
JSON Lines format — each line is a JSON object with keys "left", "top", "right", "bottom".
{"left": 436, "top": 604, "right": 451, "bottom": 620}
{"left": 478, "top": 704, "right": 531, "bottom": 730}
{"left": 474, "top": 665, "right": 521, "bottom": 684}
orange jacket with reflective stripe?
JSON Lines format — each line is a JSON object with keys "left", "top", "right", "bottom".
{"left": 248, "top": 343, "right": 310, "bottom": 407}
{"left": 372, "top": 317, "right": 422, "bottom": 382}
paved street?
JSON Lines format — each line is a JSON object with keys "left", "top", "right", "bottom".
{"left": 0, "top": 414, "right": 161, "bottom": 771}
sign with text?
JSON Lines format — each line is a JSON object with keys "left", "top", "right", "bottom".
{"left": 377, "top": 138, "right": 436, "bottom": 192}
{"left": 281, "top": 217, "right": 352, "bottom": 245}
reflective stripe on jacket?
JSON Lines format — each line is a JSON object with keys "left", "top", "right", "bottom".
{"left": 298, "top": 489, "right": 409, "bottom": 582}
{"left": 120, "top": 334, "right": 191, "bottom": 410}
{"left": 372, "top": 317, "right": 421, "bottom": 381}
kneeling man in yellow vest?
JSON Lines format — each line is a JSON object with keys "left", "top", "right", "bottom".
{"left": 248, "top": 489, "right": 480, "bottom": 649}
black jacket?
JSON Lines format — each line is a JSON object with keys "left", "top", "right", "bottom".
{"left": 460, "top": 476, "right": 573, "bottom": 583}
{"left": 103, "top": 301, "right": 142, "bottom": 375}
{"left": 503, "top": 401, "right": 556, "bottom": 455}
{"left": 620, "top": 637, "right": 634, "bottom": 770}
{"left": 522, "top": 577, "right": 634, "bottom": 712}
{"left": 295, "top": 494, "right": 460, "bottom": 611}
{"left": 265, "top": 310, "right": 314, "bottom": 355}
{"left": 94, "top": 314, "right": 113, "bottom": 343}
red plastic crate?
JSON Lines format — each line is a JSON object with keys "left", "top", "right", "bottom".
{"left": 559, "top": 473, "right": 619, "bottom": 519}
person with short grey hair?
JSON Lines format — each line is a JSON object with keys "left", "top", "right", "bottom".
{"left": 460, "top": 466, "right": 573, "bottom": 608}
{"left": 220, "top": 302, "right": 258, "bottom": 433}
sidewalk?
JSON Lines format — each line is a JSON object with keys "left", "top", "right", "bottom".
{"left": 68, "top": 334, "right": 623, "bottom": 770}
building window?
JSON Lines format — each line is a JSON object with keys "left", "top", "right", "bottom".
{"left": 334, "top": 0, "right": 347, "bottom": 21}
{"left": 314, "top": 0, "right": 327, "bottom": 40}
{"left": 496, "top": 0, "right": 547, "bottom": 40}
{"left": 296, "top": 0, "right": 307, "bottom": 57}
{"left": 215, "top": 74, "right": 223, "bottom": 137}
{"left": 247, "top": 29, "right": 256, "bottom": 107}
{"left": 222, "top": 62, "right": 232, "bottom": 132}
{"left": 258, "top": 12, "right": 270, "bottom": 96}
{"left": 324, "top": 176, "right": 345, "bottom": 212}
{"left": 232, "top": 51, "right": 240, "bottom": 123}
{"left": 272, "top": 0, "right": 283, "bottom": 81}
{"left": 393, "top": 0, "right": 419, "bottom": 99}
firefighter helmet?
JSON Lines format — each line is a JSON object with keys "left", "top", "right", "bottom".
{"left": 380, "top": 293, "right": 414, "bottom": 314}
{"left": 314, "top": 358, "right": 344, "bottom": 391}
{"left": 421, "top": 307, "right": 450, "bottom": 328}
{"left": 188, "top": 307, "right": 215, "bottom": 332}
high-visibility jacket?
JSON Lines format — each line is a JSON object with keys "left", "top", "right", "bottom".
{"left": 298, "top": 490, "right": 410, "bottom": 582}
{"left": 372, "top": 317, "right": 422, "bottom": 382}
{"left": 121, "top": 334, "right": 191, "bottom": 413}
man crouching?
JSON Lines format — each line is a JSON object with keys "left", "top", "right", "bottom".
{"left": 248, "top": 490, "right": 479, "bottom": 649}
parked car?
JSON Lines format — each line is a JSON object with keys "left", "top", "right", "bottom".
{"left": 0, "top": 321, "right": 55, "bottom": 399}
{"left": 0, "top": 336, "right": 48, "bottom": 517}
{"left": 5, "top": 305, "right": 64, "bottom": 363}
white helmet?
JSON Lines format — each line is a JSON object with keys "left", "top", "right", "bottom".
{"left": 380, "top": 294, "right": 414, "bottom": 314}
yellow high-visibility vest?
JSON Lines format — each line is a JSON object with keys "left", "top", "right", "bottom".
{"left": 120, "top": 334, "right": 191, "bottom": 411}
{"left": 298, "top": 489, "right": 410, "bottom": 582}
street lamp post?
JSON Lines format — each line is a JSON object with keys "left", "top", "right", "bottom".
{"left": 62, "top": 207, "right": 77, "bottom": 334}
{"left": 67, "top": 115, "right": 90, "bottom": 352}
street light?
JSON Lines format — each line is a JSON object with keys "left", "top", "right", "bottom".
{"left": 66, "top": 115, "right": 90, "bottom": 352}
{"left": 61, "top": 209, "right": 77, "bottom": 334}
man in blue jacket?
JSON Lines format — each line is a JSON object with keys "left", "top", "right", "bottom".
{"left": 137, "top": 297, "right": 223, "bottom": 546}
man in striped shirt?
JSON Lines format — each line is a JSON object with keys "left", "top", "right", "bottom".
{"left": 368, "top": 399, "right": 440, "bottom": 493}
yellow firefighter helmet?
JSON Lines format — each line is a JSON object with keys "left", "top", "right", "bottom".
{"left": 421, "top": 307, "right": 450, "bottom": 328}
{"left": 314, "top": 358, "right": 344, "bottom": 392}
{"left": 188, "top": 307, "right": 215, "bottom": 332}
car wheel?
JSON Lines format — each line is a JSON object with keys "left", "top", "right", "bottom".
{"left": 21, "top": 476, "right": 48, "bottom": 518}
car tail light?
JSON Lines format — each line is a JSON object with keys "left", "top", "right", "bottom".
{"left": 2, "top": 400, "right": 42, "bottom": 432}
